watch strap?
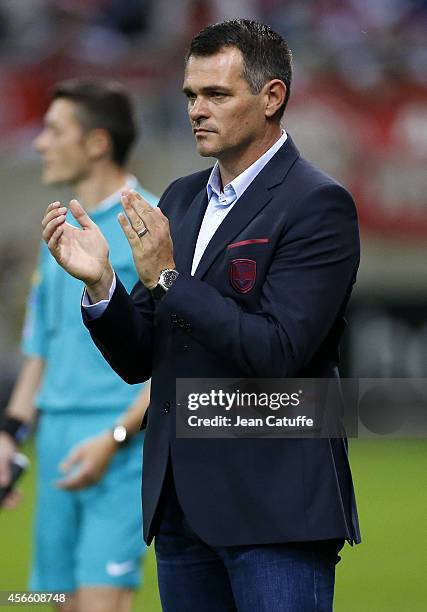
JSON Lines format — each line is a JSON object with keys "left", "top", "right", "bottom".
{"left": 0, "top": 416, "right": 30, "bottom": 444}
{"left": 150, "top": 283, "right": 168, "bottom": 300}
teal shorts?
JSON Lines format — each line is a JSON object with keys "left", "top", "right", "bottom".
{"left": 30, "top": 410, "right": 146, "bottom": 592}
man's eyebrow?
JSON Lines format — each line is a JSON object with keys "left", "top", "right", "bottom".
{"left": 182, "top": 86, "right": 231, "bottom": 95}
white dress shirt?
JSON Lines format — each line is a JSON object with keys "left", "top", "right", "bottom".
{"left": 191, "top": 130, "right": 287, "bottom": 275}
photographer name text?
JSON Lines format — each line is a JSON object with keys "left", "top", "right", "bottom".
{"left": 187, "top": 415, "right": 313, "bottom": 428}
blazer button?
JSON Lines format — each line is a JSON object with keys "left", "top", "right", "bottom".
{"left": 164, "top": 401, "right": 171, "bottom": 413}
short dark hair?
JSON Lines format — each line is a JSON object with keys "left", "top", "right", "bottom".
{"left": 186, "top": 19, "right": 292, "bottom": 118}
{"left": 52, "top": 79, "right": 137, "bottom": 166}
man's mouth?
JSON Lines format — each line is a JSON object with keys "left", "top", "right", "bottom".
{"left": 193, "top": 127, "right": 216, "bottom": 135}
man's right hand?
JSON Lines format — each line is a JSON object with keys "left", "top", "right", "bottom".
{"left": 42, "top": 199, "right": 113, "bottom": 297}
{"left": 0, "top": 434, "right": 23, "bottom": 509}
{"left": 0, "top": 431, "right": 16, "bottom": 489}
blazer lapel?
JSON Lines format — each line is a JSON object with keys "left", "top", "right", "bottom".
{"left": 173, "top": 187, "right": 208, "bottom": 275}
{"left": 193, "top": 180, "right": 272, "bottom": 279}
{"left": 193, "top": 135, "right": 300, "bottom": 280}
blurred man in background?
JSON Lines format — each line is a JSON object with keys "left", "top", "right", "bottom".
{"left": 0, "top": 79, "right": 157, "bottom": 612}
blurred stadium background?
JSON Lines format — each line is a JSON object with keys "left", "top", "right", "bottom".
{"left": 0, "top": 0, "right": 426, "bottom": 610}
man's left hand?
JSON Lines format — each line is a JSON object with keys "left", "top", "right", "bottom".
{"left": 118, "top": 190, "right": 176, "bottom": 289}
{"left": 56, "top": 432, "right": 117, "bottom": 490}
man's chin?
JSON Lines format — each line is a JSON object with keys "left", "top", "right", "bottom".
{"left": 195, "top": 143, "right": 218, "bottom": 158}
{"left": 41, "top": 172, "right": 68, "bottom": 187}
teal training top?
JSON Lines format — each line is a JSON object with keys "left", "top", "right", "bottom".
{"left": 21, "top": 182, "right": 158, "bottom": 413}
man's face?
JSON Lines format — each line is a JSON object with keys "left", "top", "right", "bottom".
{"left": 183, "top": 47, "right": 267, "bottom": 162}
{"left": 33, "top": 98, "right": 92, "bottom": 186}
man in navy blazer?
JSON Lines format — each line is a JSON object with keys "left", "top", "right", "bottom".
{"left": 42, "top": 19, "right": 360, "bottom": 612}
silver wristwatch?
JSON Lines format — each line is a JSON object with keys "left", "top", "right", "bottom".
{"left": 150, "top": 269, "right": 179, "bottom": 300}
{"left": 112, "top": 424, "right": 129, "bottom": 446}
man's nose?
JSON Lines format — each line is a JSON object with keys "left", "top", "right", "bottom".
{"left": 33, "top": 131, "right": 47, "bottom": 152}
{"left": 189, "top": 97, "right": 209, "bottom": 122}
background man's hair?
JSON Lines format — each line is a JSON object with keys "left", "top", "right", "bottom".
{"left": 52, "top": 79, "right": 137, "bottom": 166}
{"left": 186, "top": 19, "right": 292, "bottom": 118}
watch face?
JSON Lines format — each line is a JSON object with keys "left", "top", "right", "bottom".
{"left": 161, "top": 269, "right": 179, "bottom": 289}
{"left": 113, "top": 425, "right": 127, "bottom": 443}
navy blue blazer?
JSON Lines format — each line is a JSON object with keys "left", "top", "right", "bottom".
{"left": 84, "top": 136, "right": 361, "bottom": 546}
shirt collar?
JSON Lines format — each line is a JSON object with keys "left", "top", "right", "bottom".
{"left": 92, "top": 174, "right": 138, "bottom": 215}
{"left": 206, "top": 130, "right": 287, "bottom": 204}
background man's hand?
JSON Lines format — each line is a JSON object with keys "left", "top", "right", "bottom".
{"left": 56, "top": 432, "right": 117, "bottom": 491}
{"left": 0, "top": 432, "right": 21, "bottom": 509}
{"left": 0, "top": 432, "right": 16, "bottom": 488}
{"left": 41, "top": 199, "right": 113, "bottom": 293}
{"left": 118, "top": 190, "right": 176, "bottom": 288}
{"left": 1, "top": 489, "right": 22, "bottom": 509}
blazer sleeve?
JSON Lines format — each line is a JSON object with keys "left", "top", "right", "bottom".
{"left": 82, "top": 276, "right": 154, "bottom": 383}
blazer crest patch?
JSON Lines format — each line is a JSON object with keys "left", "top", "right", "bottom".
{"left": 229, "top": 259, "right": 256, "bottom": 293}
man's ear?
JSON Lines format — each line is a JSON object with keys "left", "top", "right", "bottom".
{"left": 264, "top": 79, "right": 286, "bottom": 119}
{"left": 85, "top": 128, "right": 112, "bottom": 161}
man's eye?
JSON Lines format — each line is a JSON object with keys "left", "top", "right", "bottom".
{"left": 211, "top": 92, "right": 225, "bottom": 99}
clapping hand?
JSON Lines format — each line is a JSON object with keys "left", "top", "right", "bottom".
{"left": 42, "top": 199, "right": 113, "bottom": 297}
{"left": 118, "top": 190, "right": 176, "bottom": 288}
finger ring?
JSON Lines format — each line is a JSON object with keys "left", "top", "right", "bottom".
{"left": 137, "top": 227, "right": 149, "bottom": 238}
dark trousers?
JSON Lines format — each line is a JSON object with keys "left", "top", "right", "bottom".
{"left": 154, "top": 464, "right": 344, "bottom": 611}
